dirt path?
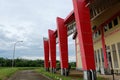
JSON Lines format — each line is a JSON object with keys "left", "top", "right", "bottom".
{"left": 7, "top": 70, "right": 50, "bottom": 80}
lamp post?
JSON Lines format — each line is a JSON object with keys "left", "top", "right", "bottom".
{"left": 12, "top": 41, "right": 23, "bottom": 67}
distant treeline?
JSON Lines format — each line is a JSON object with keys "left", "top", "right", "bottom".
{"left": 0, "top": 57, "right": 44, "bottom": 67}
{"left": 0, "top": 57, "right": 76, "bottom": 68}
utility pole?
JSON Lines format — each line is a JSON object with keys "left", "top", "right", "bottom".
{"left": 12, "top": 41, "right": 23, "bottom": 67}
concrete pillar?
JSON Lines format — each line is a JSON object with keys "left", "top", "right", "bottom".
{"left": 56, "top": 17, "right": 69, "bottom": 76}
{"left": 72, "top": 0, "right": 96, "bottom": 80}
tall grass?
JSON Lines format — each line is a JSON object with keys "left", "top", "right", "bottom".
{"left": 0, "top": 67, "right": 39, "bottom": 80}
{"left": 0, "top": 67, "right": 107, "bottom": 80}
{"left": 35, "top": 68, "right": 107, "bottom": 80}
{"left": 0, "top": 68, "right": 18, "bottom": 80}
{"left": 35, "top": 68, "right": 82, "bottom": 80}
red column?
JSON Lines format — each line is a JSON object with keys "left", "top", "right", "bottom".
{"left": 56, "top": 17, "right": 68, "bottom": 71}
{"left": 101, "top": 27, "right": 108, "bottom": 68}
{"left": 73, "top": 0, "right": 95, "bottom": 70}
{"left": 43, "top": 39, "right": 49, "bottom": 69}
{"left": 48, "top": 29, "right": 56, "bottom": 69}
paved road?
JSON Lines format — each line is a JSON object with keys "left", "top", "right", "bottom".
{"left": 7, "top": 70, "right": 50, "bottom": 80}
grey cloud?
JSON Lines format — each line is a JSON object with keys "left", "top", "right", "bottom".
{"left": 0, "top": 0, "right": 75, "bottom": 61}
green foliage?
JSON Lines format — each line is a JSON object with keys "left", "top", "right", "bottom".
{"left": 56, "top": 61, "right": 76, "bottom": 70}
{"left": 36, "top": 68, "right": 73, "bottom": 80}
{"left": 0, "top": 67, "right": 107, "bottom": 80}
{"left": 0, "top": 58, "right": 12, "bottom": 67}
{"left": 0, "top": 57, "right": 44, "bottom": 67}
{"left": 0, "top": 68, "right": 18, "bottom": 80}
{"left": 36, "top": 68, "right": 107, "bottom": 80}
{"left": 0, "top": 58, "right": 108, "bottom": 80}
{"left": 0, "top": 67, "right": 40, "bottom": 80}
{"left": 69, "top": 62, "right": 76, "bottom": 69}
{"left": 97, "top": 77, "right": 107, "bottom": 80}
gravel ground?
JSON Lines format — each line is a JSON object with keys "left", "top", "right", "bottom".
{"left": 7, "top": 70, "right": 50, "bottom": 80}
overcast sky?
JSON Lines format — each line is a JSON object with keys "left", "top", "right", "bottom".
{"left": 0, "top": 0, "right": 76, "bottom": 62}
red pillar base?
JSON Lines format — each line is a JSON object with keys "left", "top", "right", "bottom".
{"left": 83, "top": 70, "right": 96, "bottom": 80}
{"left": 61, "top": 68, "right": 69, "bottom": 76}
{"left": 45, "top": 68, "right": 50, "bottom": 72}
{"left": 50, "top": 68, "right": 56, "bottom": 73}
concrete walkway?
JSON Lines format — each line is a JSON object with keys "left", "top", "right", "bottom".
{"left": 7, "top": 70, "right": 50, "bottom": 80}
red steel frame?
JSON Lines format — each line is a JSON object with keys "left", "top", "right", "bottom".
{"left": 44, "top": 0, "right": 96, "bottom": 72}
{"left": 48, "top": 29, "right": 56, "bottom": 68}
{"left": 43, "top": 0, "right": 120, "bottom": 79}
{"left": 56, "top": 17, "right": 68, "bottom": 69}
{"left": 101, "top": 27, "right": 108, "bottom": 68}
{"left": 44, "top": 0, "right": 97, "bottom": 79}
{"left": 43, "top": 40, "right": 49, "bottom": 68}
{"left": 72, "top": 0, "right": 95, "bottom": 70}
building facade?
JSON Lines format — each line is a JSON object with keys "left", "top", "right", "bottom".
{"left": 75, "top": 0, "right": 120, "bottom": 74}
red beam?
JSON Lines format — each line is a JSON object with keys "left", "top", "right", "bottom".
{"left": 101, "top": 27, "right": 108, "bottom": 69}
{"left": 43, "top": 39, "right": 49, "bottom": 68}
{"left": 73, "top": 0, "right": 95, "bottom": 70}
{"left": 48, "top": 29, "right": 56, "bottom": 68}
{"left": 56, "top": 17, "right": 68, "bottom": 69}
{"left": 64, "top": 10, "right": 75, "bottom": 24}
{"left": 53, "top": 0, "right": 94, "bottom": 37}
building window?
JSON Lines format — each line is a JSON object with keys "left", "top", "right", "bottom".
{"left": 90, "top": 9, "right": 94, "bottom": 18}
{"left": 93, "top": 33, "right": 95, "bottom": 39}
{"left": 95, "top": 32, "right": 98, "bottom": 37}
{"left": 97, "top": 49, "right": 101, "bottom": 64}
{"left": 97, "top": 30, "right": 100, "bottom": 36}
{"left": 101, "top": 48, "right": 104, "bottom": 62}
{"left": 108, "top": 22, "right": 112, "bottom": 29}
{"left": 98, "top": 30, "right": 101, "bottom": 35}
{"left": 94, "top": 51, "right": 97, "bottom": 64}
{"left": 93, "top": 29, "right": 101, "bottom": 39}
{"left": 111, "top": 44, "right": 119, "bottom": 68}
{"left": 106, "top": 46, "right": 110, "bottom": 53}
{"left": 113, "top": 18, "right": 118, "bottom": 26}
{"left": 106, "top": 46, "right": 111, "bottom": 60}
{"left": 94, "top": 31, "right": 98, "bottom": 38}
{"left": 92, "top": 26, "right": 97, "bottom": 31}
{"left": 117, "top": 42, "right": 120, "bottom": 61}
{"left": 93, "top": 9, "right": 97, "bottom": 16}
{"left": 104, "top": 25, "right": 108, "bottom": 32}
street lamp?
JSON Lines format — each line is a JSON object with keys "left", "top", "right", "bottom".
{"left": 12, "top": 41, "right": 23, "bottom": 67}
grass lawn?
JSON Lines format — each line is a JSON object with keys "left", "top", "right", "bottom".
{"left": 35, "top": 68, "right": 73, "bottom": 80}
{"left": 0, "top": 67, "right": 107, "bottom": 80}
{"left": 0, "top": 67, "right": 18, "bottom": 80}
{"left": 0, "top": 67, "right": 39, "bottom": 80}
